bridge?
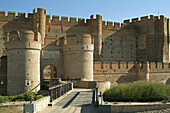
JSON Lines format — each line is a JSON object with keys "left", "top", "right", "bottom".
{"left": 38, "top": 88, "right": 99, "bottom": 113}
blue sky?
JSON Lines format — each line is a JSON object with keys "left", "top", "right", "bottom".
{"left": 1, "top": 0, "right": 170, "bottom": 22}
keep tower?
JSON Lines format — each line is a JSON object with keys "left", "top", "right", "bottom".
{"left": 6, "top": 30, "right": 41, "bottom": 96}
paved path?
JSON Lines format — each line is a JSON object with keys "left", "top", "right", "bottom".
{"left": 38, "top": 88, "right": 98, "bottom": 113}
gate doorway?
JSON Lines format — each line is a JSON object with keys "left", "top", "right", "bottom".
{"left": 43, "top": 65, "right": 57, "bottom": 79}
{"left": 42, "top": 65, "right": 58, "bottom": 87}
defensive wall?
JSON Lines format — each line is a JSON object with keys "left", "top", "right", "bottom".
{"left": 0, "top": 9, "right": 169, "bottom": 63}
{"left": 94, "top": 62, "right": 170, "bottom": 85}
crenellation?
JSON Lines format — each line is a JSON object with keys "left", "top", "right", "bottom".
{"left": 94, "top": 61, "right": 170, "bottom": 73}
{"left": 150, "top": 15, "right": 154, "bottom": 21}
{"left": 102, "top": 21, "right": 106, "bottom": 26}
{"left": 163, "top": 62, "right": 169, "bottom": 69}
{"left": 123, "top": 15, "right": 167, "bottom": 25}
{"left": 86, "top": 19, "right": 91, "bottom": 25}
{"left": 90, "top": 15, "right": 94, "bottom": 20}
{"left": 106, "top": 21, "right": 113, "bottom": 29}
{"left": 78, "top": 18, "right": 85, "bottom": 24}
{"left": 28, "top": 13, "right": 33, "bottom": 19}
{"left": 102, "top": 21, "right": 106, "bottom": 29}
{"left": 102, "top": 63, "right": 110, "bottom": 70}
{"left": 132, "top": 18, "right": 139, "bottom": 23}
{"left": 114, "top": 22, "right": 120, "bottom": 30}
{"left": 17, "top": 12, "right": 25, "bottom": 19}
{"left": 119, "top": 62, "right": 127, "bottom": 69}
{"left": 155, "top": 16, "right": 159, "bottom": 20}
{"left": 61, "top": 16, "right": 69, "bottom": 25}
{"left": 46, "top": 15, "right": 50, "bottom": 24}
{"left": 140, "top": 16, "right": 149, "bottom": 21}
{"left": 0, "top": 11, "right": 5, "bottom": 17}
{"left": 124, "top": 19, "right": 130, "bottom": 24}
{"left": 8, "top": 11, "right": 16, "bottom": 18}
{"left": 157, "top": 62, "right": 162, "bottom": 69}
{"left": 160, "top": 15, "right": 165, "bottom": 22}
{"left": 70, "top": 17, "right": 77, "bottom": 24}
{"left": 52, "top": 15, "right": 59, "bottom": 21}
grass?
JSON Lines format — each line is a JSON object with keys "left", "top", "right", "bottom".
{"left": 103, "top": 81, "right": 170, "bottom": 102}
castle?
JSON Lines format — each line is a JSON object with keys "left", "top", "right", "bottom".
{"left": 0, "top": 8, "right": 170, "bottom": 96}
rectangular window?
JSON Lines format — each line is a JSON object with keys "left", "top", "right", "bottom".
{"left": 25, "top": 80, "right": 31, "bottom": 86}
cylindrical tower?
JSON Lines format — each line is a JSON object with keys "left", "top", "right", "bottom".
{"left": 62, "top": 34, "right": 94, "bottom": 81}
{"left": 91, "top": 14, "right": 102, "bottom": 61}
{"left": 6, "top": 30, "right": 41, "bottom": 96}
{"left": 33, "top": 8, "right": 46, "bottom": 45}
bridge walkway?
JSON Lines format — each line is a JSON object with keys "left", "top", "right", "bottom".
{"left": 38, "top": 88, "right": 98, "bottom": 113}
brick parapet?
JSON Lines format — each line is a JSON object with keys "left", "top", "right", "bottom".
{"left": 94, "top": 62, "right": 170, "bottom": 74}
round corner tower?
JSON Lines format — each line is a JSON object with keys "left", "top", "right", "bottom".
{"left": 62, "top": 34, "right": 94, "bottom": 81}
{"left": 6, "top": 30, "right": 41, "bottom": 96}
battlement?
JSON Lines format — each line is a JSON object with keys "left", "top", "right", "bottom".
{"left": 49, "top": 15, "right": 92, "bottom": 26}
{"left": 123, "top": 15, "right": 169, "bottom": 24}
{"left": 61, "top": 34, "right": 93, "bottom": 46}
{"left": 6, "top": 30, "right": 41, "bottom": 50}
{"left": 102, "top": 21, "right": 126, "bottom": 30}
{"left": 0, "top": 10, "right": 34, "bottom": 21}
{"left": 94, "top": 62, "right": 170, "bottom": 74}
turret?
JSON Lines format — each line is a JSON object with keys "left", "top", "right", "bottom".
{"left": 91, "top": 14, "right": 102, "bottom": 61}
{"left": 33, "top": 8, "right": 46, "bottom": 45}
{"left": 6, "top": 30, "right": 41, "bottom": 96}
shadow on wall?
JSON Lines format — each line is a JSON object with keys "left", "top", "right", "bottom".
{"left": 2, "top": 17, "right": 33, "bottom": 40}
{"left": 116, "top": 64, "right": 138, "bottom": 83}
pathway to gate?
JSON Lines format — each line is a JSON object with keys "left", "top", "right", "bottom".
{"left": 38, "top": 88, "right": 98, "bottom": 113}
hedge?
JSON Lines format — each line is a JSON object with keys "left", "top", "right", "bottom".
{"left": 103, "top": 81, "right": 170, "bottom": 102}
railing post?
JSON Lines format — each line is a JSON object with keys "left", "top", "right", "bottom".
{"left": 63, "top": 84, "right": 65, "bottom": 94}
{"left": 50, "top": 89, "right": 53, "bottom": 102}
{"left": 95, "top": 88, "right": 99, "bottom": 106}
{"left": 66, "top": 83, "right": 67, "bottom": 92}
{"left": 60, "top": 85, "right": 62, "bottom": 97}
{"left": 55, "top": 87, "right": 57, "bottom": 99}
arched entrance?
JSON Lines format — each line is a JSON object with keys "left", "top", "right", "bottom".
{"left": 43, "top": 65, "right": 57, "bottom": 79}
{"left": 42, "top": 65, "right": 58, "bottom": 87}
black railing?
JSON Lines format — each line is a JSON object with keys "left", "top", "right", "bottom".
{"left": 42, "top": 78, "right": 61, "bottom": 86}
{"left": 49, "top": 82, "right": 73, "bottom": 102}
